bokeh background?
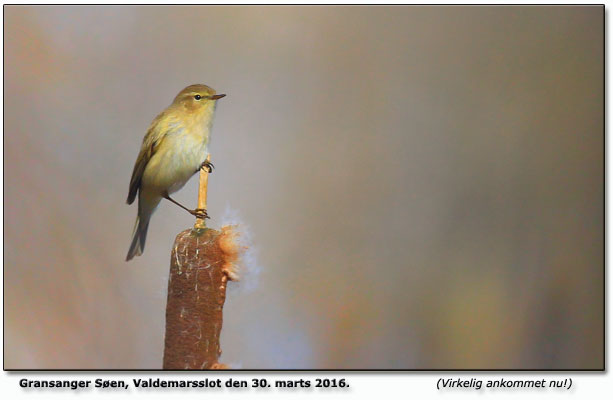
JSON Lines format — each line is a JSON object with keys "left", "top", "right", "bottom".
{"left": 4, "top": 5, "right": 603, "bottom": 369}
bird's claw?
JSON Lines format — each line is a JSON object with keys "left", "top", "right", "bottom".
{"left": 200, "top": 160, "right": 215, "bottom": 173}
{"left": 190, "top": 208, "right": 210, "bottom": 219}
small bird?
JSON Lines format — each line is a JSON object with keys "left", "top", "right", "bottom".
{"left": 126, "top": 84, "right": 225, "bottom": 261}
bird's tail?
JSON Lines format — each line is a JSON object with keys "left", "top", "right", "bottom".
{"left": 126, "top": 214, "right": 150, "bottom": 261}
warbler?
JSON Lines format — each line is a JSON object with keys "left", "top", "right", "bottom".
{"left": 126, "top": 84, "right": 226, "bottom": 261}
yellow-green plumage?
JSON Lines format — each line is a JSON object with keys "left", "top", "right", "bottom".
{"left": 126, "top": 84, "right": 224, "bottom": 261}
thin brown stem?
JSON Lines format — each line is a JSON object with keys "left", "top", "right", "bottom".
{"left": 194, "top": 155, "right": 211, "bottom": 229}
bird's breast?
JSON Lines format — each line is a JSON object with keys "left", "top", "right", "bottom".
{"left": 142, "top": 127, "right": 209, "bottom": 194}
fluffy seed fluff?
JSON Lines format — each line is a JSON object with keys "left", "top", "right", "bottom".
{"left": 217, "top": 205, "right": 260, "bottom": 292}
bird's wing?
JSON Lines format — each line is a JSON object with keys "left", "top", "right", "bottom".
{"left": 126, "top": 112, "right": 173, "bottom": 204}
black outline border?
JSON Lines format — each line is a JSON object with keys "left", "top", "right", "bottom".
{"left": 2, "top": 3, "right": 606, "bottom": 373}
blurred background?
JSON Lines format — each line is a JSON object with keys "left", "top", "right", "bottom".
{"left": 4, "top": 6, "right": 603, "bottom": 369}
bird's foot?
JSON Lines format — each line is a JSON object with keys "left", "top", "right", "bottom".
{"left": 190, "top": 208, "right": 210, "bottom": 219}
{"left": 199, "top": 160, "right": 215, "bottom": 173}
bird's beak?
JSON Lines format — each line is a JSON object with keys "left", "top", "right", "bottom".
{"left": 210, "top": 94, "right": 226, "bottom": 100}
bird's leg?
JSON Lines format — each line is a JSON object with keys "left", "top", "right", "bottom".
{"left": 199, "top": 160, "right": 215, "bottom": 173}
{"left": 163, "top": 194, "right": 209, "bottom": 219}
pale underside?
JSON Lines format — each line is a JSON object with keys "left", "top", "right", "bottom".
{"left": 142, "top": 128, "right": 209, "bottom": 196}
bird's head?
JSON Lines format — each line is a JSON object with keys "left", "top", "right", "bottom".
{"left": 172, "top": 84, "right": 226, "bottom": 115}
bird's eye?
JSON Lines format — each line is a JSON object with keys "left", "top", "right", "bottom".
{"left": 194, "top": 94, "right": 202, "bottom": 100}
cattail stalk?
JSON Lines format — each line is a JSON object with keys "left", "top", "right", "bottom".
{"left": 163, "top": 155, "right": 238, "bottom": 369}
